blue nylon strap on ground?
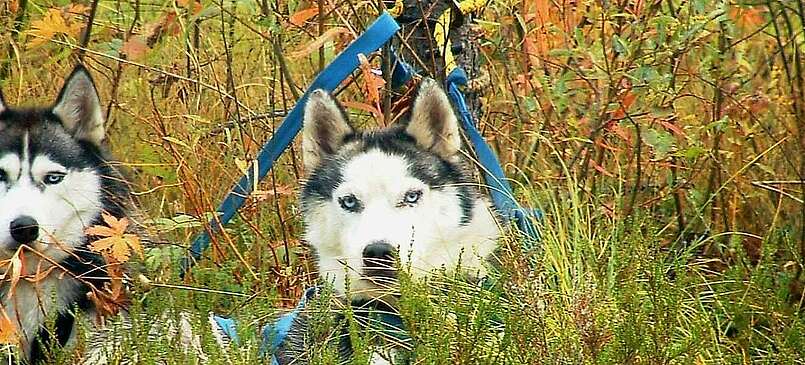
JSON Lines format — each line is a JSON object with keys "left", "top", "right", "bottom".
{"left": 180, "top": 12, "right": 401, "bottom": 276}
{"left": 260, "top": 287, "right": 318, "bottom": 364}
{"left": 445, "top": 68, "right": 540, "bottom": 241}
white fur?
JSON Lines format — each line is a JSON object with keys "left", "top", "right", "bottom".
{"left": 0, "top": 149, "right": 103, "bottom": 352}
{"left": 1, "top": 275, "right": 84, "bottom": 355}
{"left": 305, "top": 150, "right": 499, "bottom": 300}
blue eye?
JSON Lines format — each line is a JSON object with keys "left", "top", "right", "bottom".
{"left": 43, "top": 172, "right": 65, "bottom": 185}
{"left": 403, "top": 190, "right": 422, "bottom": 205}
{"left": 338, "top": 194, "right": 361, "bottom": 212}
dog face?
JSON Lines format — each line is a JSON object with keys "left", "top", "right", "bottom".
{"left": 0, "top": 66, "right": 110, "bottom": 263}
{"left": 300, "top": 80, "right": 500, "bottom": 300}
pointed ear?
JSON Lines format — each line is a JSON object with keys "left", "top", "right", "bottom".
{"left": 52, "top": 65, "right": 105, "bottom": 146}
{"left": 302, "top": 89, "right": 353, "bottom": 172}
{"left": 405, "top": 79, "right": 461, "bottom": 158}
{"left": 0, "top": 89, "right": 6, "bottom": 113}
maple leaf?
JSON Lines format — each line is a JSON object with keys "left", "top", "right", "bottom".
{"left": 0, "top": 310, "right": 18, "bottom": 345}
{"left": 87, "top": 213, "right": 143, "bottom": 263}
{"left": 27, "top": 8, "right": 82, "bottom": 48}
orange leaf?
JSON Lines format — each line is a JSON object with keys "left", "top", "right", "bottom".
{"left": 289, "top": 8, "right": 319, "bottom": 27}
{"left": 289, "top": 27, "right": 351, "bottom": 59}
{"left": 27, "top": 8, "right": 82, "bottom": 48}
{"left": 0, "top": 310, "right": 18, "bottom": 345}
{"left": 357, "top": 53, "right": 386, "bottom": 124}
{"left": 86, "top": 214, "right": 142, "bottom": 263}
{"left": 591, "top": 159, "right": 615, "bottom": 178}
{"left": 341, "top": 101, "right": 383, "bottom": 118}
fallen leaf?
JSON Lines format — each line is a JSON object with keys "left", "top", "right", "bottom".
{"left": 289, "top": 7, "right": 319, "bottom": 27}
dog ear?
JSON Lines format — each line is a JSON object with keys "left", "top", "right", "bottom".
{"left": 405, "top": 79, "right": 461, "bottom": 158}
{"left": 0, "top": 89, "right": 6, "bottom": 113}
{"left": 302, "top": 89, "right": 353, "bottom": 171}
{"left": 52, "top": 65, "right": 105, "bottom": 146}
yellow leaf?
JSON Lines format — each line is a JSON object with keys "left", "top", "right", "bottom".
{"left": 0, "top": 310, "right": 18, "bottom": 345}
{"left": 234, "top": 158, "right": 249, "bottom": 176}
{"left": 27, "top": 8, "right": 81, "bottom": 48}
{"left": 86, "top": 214, "right": 141, "bottom": 263}
{"left": 85, "top": 225, "right": 117, "bottom": 238}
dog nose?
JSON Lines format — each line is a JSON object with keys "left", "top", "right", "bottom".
{"left": 10, "top": 216, "right": 39, "bottom": 245}
{"left": 362, "top": 241, "right": 394, "bottom": 263}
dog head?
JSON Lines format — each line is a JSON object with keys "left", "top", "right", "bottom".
{"left": 300, "top": 79, "right": 500, "bottom": 300}
{"left": 0, "top": 65, "right": 121, "bottom": 263}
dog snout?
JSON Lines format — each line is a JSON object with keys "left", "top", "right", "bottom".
{"left": 362, "top": 241, "right": 395, "bottom": 265}
{"left": 9, "top": 215, "right": 39, "bottom": 245}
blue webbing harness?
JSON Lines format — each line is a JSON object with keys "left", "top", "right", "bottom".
{"left": 189, "top": 11, "right": 540, "bottom": 363}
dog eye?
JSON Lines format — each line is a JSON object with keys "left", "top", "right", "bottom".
{"left": 0, "top": 170, "right": 6, "bottom": 183}
{"left": 43, "top": 172, "right": 66, "bottom": 185}
{"left": 403, "top": 190, "right": 422, "bottom": 205}
{"left": 338, "top": 194, "right": 361, "bottom": 212}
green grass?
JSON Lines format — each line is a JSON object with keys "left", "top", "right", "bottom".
{"left": 36, "top": 180, "right": 797, "bottom": 364}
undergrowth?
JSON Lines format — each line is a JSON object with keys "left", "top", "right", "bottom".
{"left": 1, "top": 0, "right": 804, "bottom": 363}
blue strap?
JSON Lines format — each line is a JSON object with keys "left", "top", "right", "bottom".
{"left": 445, "top": 68, "right": 539, "bottom": 241}
{"left": 180, "top": 13, "right": 401, "bottom": 276}
{"left": 260, "top": 287, "right": 319, "bottom": 364}
{"left": 211, "top": 315, "right": 240, "bottom": 344}
{"left": 387, "top": 49, "right": 539, "bottom": 241}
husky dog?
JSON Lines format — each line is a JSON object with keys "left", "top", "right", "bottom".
{"left": 0, "top": 65, "right": 130, "bottom": 363}
{"left": 279, "top": 79, "right": 501, "bottom": 364}
{"left": 300, "top": 79, "right": 500, "bottom": 301}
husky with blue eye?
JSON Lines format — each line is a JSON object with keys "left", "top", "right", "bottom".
{"left": 0, "top": 65, "right": 131, "bottom": 363}
{"left": 278, "top": 79, "right": 501, "bottom": 364}
{"left": 300, "top": 79, "right": 501, "bottom": 302}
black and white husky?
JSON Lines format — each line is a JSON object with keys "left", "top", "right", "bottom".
{"left": 285, "top": 79, "right": 501, "bottom": 363}
{"left": 0, "top": 65, "right": 130, "bottom": 363}
{"left": 301, "top": 79, "right": 500, "bottom": 300}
